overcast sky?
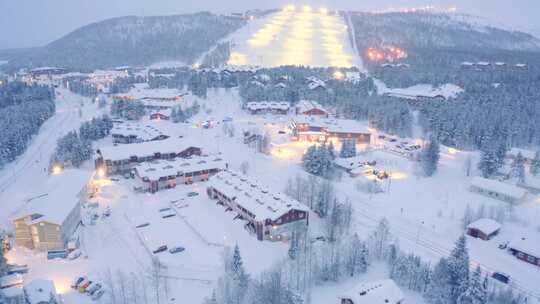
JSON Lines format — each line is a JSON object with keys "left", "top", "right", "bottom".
{"left": 1, "top": 0, "right": 539, "bottom": 49}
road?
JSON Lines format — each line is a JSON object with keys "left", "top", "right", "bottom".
{"left": 0, "top": 87, "right": 104, "bottom": 227}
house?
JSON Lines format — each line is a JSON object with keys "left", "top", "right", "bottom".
{"left": 469, "top": 177, "right": 527, "bottom": 204}
{"left": 295, "top": 100, "right": 328, "bottom": 117}
{"left": 111, "top": 123, "right": 169, "bottom": 144}
{"left": 133, "top": 156, "right": 228, "bottom": 193}
{"left": 305, "top": 76, "right": 326, "bottom": 92}
{"left": 333, "top": 156, "right": 376, "bottom": 176}
{"left": 508, "top": 236, "right": 540, "bottom": 267}
{"left": 466, "top": 218, "right": 501, "bottom": 240}
{"left": 13, "top": 171, "right": 89, "bottom": 251}
{"left": 246, "top": 101, "right": 290, "bottom": 115}
{"left": 149, "top": 109, "right": 172, "bottom": 120}
{"left": 0, "top": 274, "right": 24, "bottom": 304}
{"left": 23, "top": 279, "right": 59, "bottom": 304}
{"left": 95, "top": 138, "right": 202, "bottom": 175}
{"left": 206, "top": 170, "right": 309, "bottom": 241}
{"left": 290, "top": 116, "right": 371, "bottom": 144}
{"left": 339, "top": 279, "right": 404, "bottom": 304}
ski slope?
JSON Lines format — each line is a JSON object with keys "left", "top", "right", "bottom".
{"left": 227, "top": 6, "right": 363, "bottom": 69}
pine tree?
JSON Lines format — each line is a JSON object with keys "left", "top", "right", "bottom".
{"left": 457, "top": 267, "right": 487, "bottom": 304}
{"left": 327, "top": 141, "right": 336, "bottom": 160}
{"left": 424, "top": 258, "right": 452, "bottom": 304}
{"left": 478, "top": 148, "right": 499, "bottom": 178}
{"left": 420, "top": 136, "right": 440, "bottom": 177}
{"left": 339, "top": 139, "right": 356, "bottom": 158}
{"left": 531, "top": 151, "right": 540, "bottom": 176}
{"left": 510, "top": 152, "right": 526, "bottom": 183}
{"left": 447, "top": 235, "right": 470, "bottom": 304}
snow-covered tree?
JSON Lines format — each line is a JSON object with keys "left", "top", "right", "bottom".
{"left": 457, "top": 267, "right": 487, "bottom": 304}
{"left": 530, "top": 151, "right": 540, "bottom": 176}
{"left": 339, "top": 139, "right": 356, "bottom": 158}
{"left": 368, "top": 218, "right": 391, "bottom": 260}
{"left": 477, "top": 148, "right": 499, "bottom": 178}
{"left": 447, "top": 235, "right": 470, "bottom": 304}
{"left": 510, "top": 152, "right": 526, "bottom": 183}
{"left": 424, "top": 258, "right": 452, "bottom": 304}
{"left": 420, "top": 136, "right": 440, "bottom": 177}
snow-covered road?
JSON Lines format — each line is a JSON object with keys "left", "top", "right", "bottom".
{"left": 0, "top": 88, "right": 105, "bottom": 227}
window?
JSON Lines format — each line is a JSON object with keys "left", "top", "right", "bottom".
{"left": 527, "top": 255, "right": 536, "bottom": 263}
{"left": 517, "top": 252, "right": 525, "bottom": 259}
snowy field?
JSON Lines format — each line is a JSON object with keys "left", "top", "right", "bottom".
{"left": 227, "top": 6, "right": 363, "bottom": 68}
{"left": 2, "top": 87, "right": 540, "bottom": 303}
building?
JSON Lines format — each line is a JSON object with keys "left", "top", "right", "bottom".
{"left": 339, "top": 279, "right": 405, "bottom": 304}
{"left": 149, "top": 109, "right": 172, "bottom": 120}
{"left": 23, "top": 279, "right": 59, "bottom": 304}
{"left": 295, "top": 100, "right": 328, "bottom": 117}
{"left": 0, "top": 274, "right": 24, "bottom": 304}
{"left": 469, "top": 177, "right": 527, "bottom": 204}
{"left": 134, "top": 156, "right": 228, "bottom": 193}
{"left": 95, "top": 138, "right": 202, "bottom": 175}
{"left": 245, "top": 101, "right": 290, "bottom": 115}
{"left": 466, "top": 218, "right": 501, "bottom": 240}
{"left": 290, "top": 116, "right": 371, "bottom": 144}
{"left": 13, "top": 171, "right": 89, "bottom": 251}
{"left": 509, "top": 236, "right": 540, "bottom": 267}
{"left": 206, "top": 171, "right": 309, "bottom": 241}
{"left": 111, "top": 123, "right": 169, "bottom": 144}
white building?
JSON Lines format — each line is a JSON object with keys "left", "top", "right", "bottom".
{"left": 95, "top": 138, "right": 202, "bottom": 175}
{"left": 133, "top": 155, "right": 228, "bottom": 193}
{"left": 23, "top": 279, "right": 59, "bottom": 304}
{"left": 111, "top": 122, "right": 169, "bottom": 144}
{"left": 13, "top": 170, "right": 89, "bottom": 251}
{"left": 469, "top": 177, "right": 527, "bottom": 204}
{"left": 206, "top": 171, "right": 309, "bottom": 241}
{"left": 339, "top": 279, "right": 405, "bottom": 304}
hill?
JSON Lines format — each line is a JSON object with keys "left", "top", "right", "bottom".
{"left": 4, "top": 12, "right": 245, "bottom": 71}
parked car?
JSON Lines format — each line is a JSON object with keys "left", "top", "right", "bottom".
{"left": 492, "top": 272, "right": 511, "bottom": 284}
{"left": 71, "top": 276, "right": 86, "bottom": 289}
{"left": 187, "top": 192, "right": 199, "bottom": 197}
{"left": 87, "top": 283, "right": 102, "bottom": 295}
{"left": 498, "top": 241, "right": 509, "bottom": 250}
{"left": 169, "top": 246, "right": 185, "bottom": 254}
{"left": 78, "top": 280, "right": 93, "bottom": 293}
{"left": 68, "top": 249, "right": 82, "bottom": 260}
{"left": 278, "top": 130, "right": 286, "bottom": 134}
{"left": 135, "top": 222, "right": 150, "bottom": 228}
{"left": 102, "top": 207, "right": 111, "bottom": 217}
{"left": 92, "top": 289, "right": 105, "bottom": 301}
{"left": 153, "top": 245, "right": 168, "bottom": 254}
{"left": 47, "top": 249, "right": 69, "bottom": 260}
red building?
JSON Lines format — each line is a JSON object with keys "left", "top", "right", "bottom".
{"left": 466, "top": 218, "right": 501, "bottom": 240}
{"left": 206, "top": 170, "right": 309, "bottom": 241}
{"left": 295, "top": 100, "right": 329, "bottom": 117}
{"left": 509, "top": 236, "right": 540, "bottom": 267}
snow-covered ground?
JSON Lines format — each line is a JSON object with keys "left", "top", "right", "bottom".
{"left": 2, "top": 86, "right": 540, "bottom": 303}
{"left": 227, "top": 7, "right": 363, "bottom": 68}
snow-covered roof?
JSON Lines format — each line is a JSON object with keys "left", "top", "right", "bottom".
{"left": 467, "top": 218, "right": 501, "bottom": 235}
{"left": 507, "top": 147, "right": 537, "bottom": 160}
{"left": 14, "top": 170, "right": 90, "bottom": 225}
{"left": 292, "top": 116, "right": 370, "bottom": 135}
{"left": 127, "top": 83, "right": 185, "bottom": 100}
{"left": 509, "top": 235, "right": 540, "bottom": 258}
{"left": 383, "top": 84, "right": 463, "bottom": 100}
{"left": 208, "top": 170, "right": 308, "bottom": 221}
{"left": 24, "top": 279, "right": 58, "bottom": 304}
{"left": 340, "top": 279, "right": 405, "bottom": 304}
{"left": 461, "top": 61, "right": 474, "bottom": 66}
{"left": 470, "top": 177, "right": 527, "bottom": 200}
{"left": 0, "top": 286, "right": 23, "bottom": 298}
{"left": 246, "top": 101, "right": 290, "bottom": 111}
{"left": 307, "top": 79, "right": 326, "bottom": 90}
{"left": 334, "top": 156, "right": 371, "bottom": 170}
{"left": 134, "top": 156, "right": 227, "bottom": 181}
{"left": 477, "top": 61, "right": 490, "bottom": 66}
{"left": 515, "top": 63, "right": 527, "bottom": 68}
{"left": 295, "top": 100, "right": 327, "bottom": 114}
{"left": 111, "top": 123, "right": 167, "bottom": 141}
{"left": 0, "top": 274, "right": 23, "bottom": 289}
{"left": 97, "top": 137, "right": 200, "bottom": 162}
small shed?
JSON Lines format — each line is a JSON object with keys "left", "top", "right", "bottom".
{"left": 466, "top": 218, "right": 501, "bottom": 240}
{"left": 23, "top": 279, "right": 59, "bottom": 304}
{"left": 339, "top": 279, "right": 404, "bottom": 304}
